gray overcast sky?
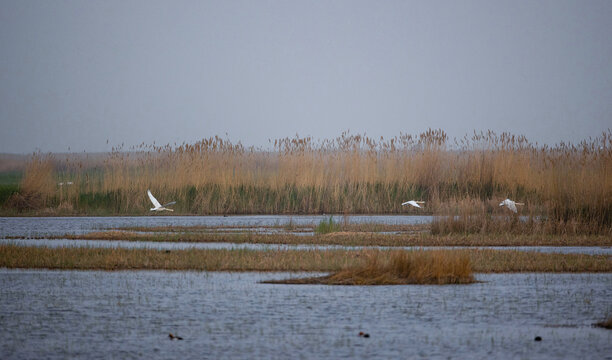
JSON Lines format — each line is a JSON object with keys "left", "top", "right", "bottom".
{"left": 0, "top": 0, "right": 610, "bottom": 153}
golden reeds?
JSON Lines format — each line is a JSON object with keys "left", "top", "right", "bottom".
{"left": 8, "top": 129, "right": 611, "bottom": 233}
{"left": 267, "top": 250, "right": 475, "bottom": 285}
{"left": 19, "top": 153, "right": 55, "bottom": 197}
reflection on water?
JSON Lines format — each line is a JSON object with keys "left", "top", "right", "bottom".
{"left": 0, "top": 215, "right": 432, "bottom": 237}
{"left": 1, "top": 238, "right": 611, "bottom": 255}
{"left": 0, "top": 270, "right": 610, "bottom": 359}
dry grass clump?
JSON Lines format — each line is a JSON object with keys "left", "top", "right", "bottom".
{"left": 5, "top": 191, "right": 44, "bottom": 211}
{"left": 267, "top": 250, "right": 475, "bottom": 285}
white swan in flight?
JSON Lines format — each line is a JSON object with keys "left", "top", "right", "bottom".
{"left": 402, "top": 200, "right": 425, "bottom": 208}
{"left": 499, "top": 198, "right": 524, "bottom": 213}
{"left": 147, "top": 190, "right": 176, "bottom": 212}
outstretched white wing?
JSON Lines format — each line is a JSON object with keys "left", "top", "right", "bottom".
{"left": 147, "top": 190, "right": 162, "bottom": 208}
{"left": 163, "top": 201, "right": 176, "bottom": 207}
{"left": 500, "top": 199, "right": 518, "bottom": 213}
{"left": 402, "top": 200, "right": 422, "bottom": 208}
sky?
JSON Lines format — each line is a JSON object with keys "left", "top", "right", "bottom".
{"left": 0, "top": 0, "right": 610, "bottom": 153}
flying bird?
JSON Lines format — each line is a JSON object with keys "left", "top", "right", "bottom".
{"left": 499, "top": 198, "right": 524, "bottom": 213}
{"left": 148, "top": 190, "right": 176, "bottom": 212}
{"left": 402, "top": 200, "right": 425, "bottom": 208}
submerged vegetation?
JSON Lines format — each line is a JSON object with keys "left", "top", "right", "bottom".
{"left": 265, "top": 250, "right": 475, "bottom": 285}
{"left": 1, "top": 129, "right": 610, "bottom": 234}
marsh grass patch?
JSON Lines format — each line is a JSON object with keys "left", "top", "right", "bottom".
{"left": 263, "top": 249, "right": 475, "bottom": 285}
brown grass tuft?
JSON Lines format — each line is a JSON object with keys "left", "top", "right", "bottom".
{"left": 266, "top": 250, "right": 475, "bottom": 285}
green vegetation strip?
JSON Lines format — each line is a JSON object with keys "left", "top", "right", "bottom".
{"left": 1, "top": 245, "right": 610, "bottom": 273}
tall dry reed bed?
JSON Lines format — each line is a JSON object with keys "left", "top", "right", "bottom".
{"left": 6, "top": 129, "right": 611, "bottom": 233}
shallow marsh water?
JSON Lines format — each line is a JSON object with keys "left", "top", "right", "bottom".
{"left": 0, "top": 215, "right": 432, "bottom": 237}
{"left": 1, "top": 216, "right": 610, "bottom": 358}
{"left": 0, "top": 270, "right": 610, "bottom": 359}
{"left": 1, "top": 216, "right": 608, "bottom": 255}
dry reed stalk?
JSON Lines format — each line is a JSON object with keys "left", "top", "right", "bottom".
{"left": 20, "top": 154, "right": 55, "bottom": 197}
{"left": 8, "top": 130, "right": 610, "bottom": 230}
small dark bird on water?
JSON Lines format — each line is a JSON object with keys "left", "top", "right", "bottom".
{"left": 169, "top": 333, "right": 183, "bottom": 340}
{"left": 534, "top": 336, "right": 542, "bottom": 341}
{"left": 358, "top": 332, "right": 370, "bottom": 338}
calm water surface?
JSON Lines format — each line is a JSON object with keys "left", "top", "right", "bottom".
{"left": 0, "top": 270, "right": 610, "bottom": 359}
{"left": 2, "top": 216, "right": 609, "bottom": 255}
{"left": 0, "top": 215, "right": 432, "bottom": 237}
